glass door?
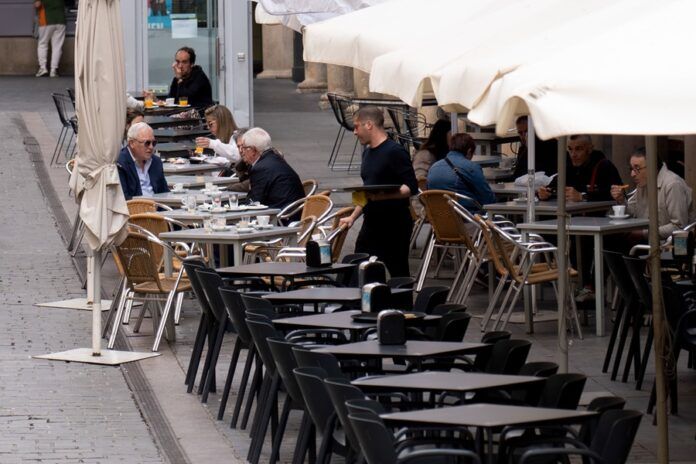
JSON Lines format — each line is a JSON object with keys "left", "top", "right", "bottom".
{"left": 147, "top": 0, "right": 219, "bottom": 100}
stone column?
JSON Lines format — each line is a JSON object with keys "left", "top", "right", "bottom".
{"left": 326, "top": 65, "right": 354, "bottom": 96}
{"left": 353, "top": 69, "right": 385, "bottom": 99}
{"left": 297, "top": 62, "right": 327, "bottom": 93}
{"left": 256, "top": 25, "right": 294, "bottom": 79}
{"left": 684, "top": 136, "right": 696, "bottom": 190}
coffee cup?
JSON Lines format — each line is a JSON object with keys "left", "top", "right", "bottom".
{"left": 205, "top": 182, "right": 215, "bottom": 191}
{"left": 165, "top": 97, "right": 175, "bottom": 106}
{"left": 173, "top": 183, "right": 184, "bottom": 192}
{"left": 257, "top": 215, "right": 270, "bottom": 226}
{"left": 612, "top": 205, "right": 626, "bottom": 217}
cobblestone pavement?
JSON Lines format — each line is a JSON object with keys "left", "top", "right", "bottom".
{"left": 0, "top": 111, "right": 164, "bottom": 464}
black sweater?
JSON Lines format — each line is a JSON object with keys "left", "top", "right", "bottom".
{"left": 168, "top": 65, "right": 214, "bottom": 110}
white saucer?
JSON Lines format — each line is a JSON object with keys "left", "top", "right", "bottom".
{"left": 211, "top": 225, "right": 233, "bottom": 232}
{"left": 608, "top": 214, "right": 630, "bottom": 220}
{"left": 246, "top": 204, "right": 268, "bottom": 210}
{"left": 210, "top": 207, "right": 227, "bottom": 213}
{"left": 236, "top": 227, "right": 253, "bottom": 233}
{"left": 170, "top": 189, "right": 187, "bottom": 194}
{"left": 253, "top": 224, "right": 274, "bottom": 230}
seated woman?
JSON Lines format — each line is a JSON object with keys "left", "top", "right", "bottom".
{"left": 412, "top": 118, "right": 451, "bottom": 179}
{"left": 427, "top": 133, "right": 496, "bottom": 212}
{"left": 123, "top": 108, "right": 145, "bottom": 144}
{"left": 195, "top": 104, "right": 240, "bottom": 166}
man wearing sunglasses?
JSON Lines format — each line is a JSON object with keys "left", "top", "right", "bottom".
{"left": 117, "top": 122, "right": 169, "bottom": 200}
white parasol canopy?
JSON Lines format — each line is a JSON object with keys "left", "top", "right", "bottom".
{"left": 467, "top": 0, "right": 696, "bottom": 138}
{"left": 256, "top": 0, "right": 394, "bottom": 32}
{"left": 73, "top": 0, "right": 129, "bottom": 355}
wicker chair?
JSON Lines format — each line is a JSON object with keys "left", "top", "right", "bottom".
{"left": 277, "top": 194, "right": 333, "bottom": 224}
{"left": 302, "top": 179, "right": 318, "bottom": 197}
{"left": 108, "top": 231, "right": 192, "bottom": 351}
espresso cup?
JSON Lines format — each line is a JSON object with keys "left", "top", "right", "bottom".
{"left": 257, "top": 215, "right": 270, "bottom": 226}
{"left": 165, "top": 97, "right": 175, "bottom": 106}
{"left": 612, "top": 205, "right": 626, "bottom": 216}
{"left": 173, "top": 183, "right": 184, "bottom": 191}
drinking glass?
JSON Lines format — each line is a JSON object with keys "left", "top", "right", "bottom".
{"left": 229, "top": 194, "right": 238, "bottom": 208}
{"left": 203, "top": 218, "right": 213, "bottom": 233}
{"left": 184, "top": 195, "right": 197, "bottom": 212}
{"left": 179, "top": 96, "right": 189, "bottom": 106}
{"left": 212, "top": 192, "right": 222, "bottom": 208}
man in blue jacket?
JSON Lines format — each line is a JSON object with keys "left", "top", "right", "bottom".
{"left": 117, "top": 122, "right": 169, "bottom": 200}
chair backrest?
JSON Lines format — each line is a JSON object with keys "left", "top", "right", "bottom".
{"left": 431, "top": 303, "right": 467, "bottom": 315}
{"left": 296, "top": 215, "right": 318, "bottom": 247}
{"left": 323, "top": 377, "right": 366, "bottom": 456}
{"left": 473, "top": 216, "right": 508, "bottom": 277}
{"left": 302, "top": 194, "right": 334, "bottom": 222}
{"left": 387, "top": 277, "right": 416, "bottom": 289}
{"left": 127, "top": 199, "right": 157, "bottom": 215}
{"left": 485, "top": 219, "right": 526, "bottom": 282}
{"left": 66, "top": 87, "right": 76, "bottom": 106}
{"left": 326, "top": 93, "right": 345, "bottom": 128}
{"left": 386, "top": 107, "right": 403, "bottom": 135}
{"left": 418, "top": 190, "right": 477, "bottom": 247}
{"left": 481, "top": 330, "right": 512, "bottom": 344}
{"left": 293, "top": 367, "right": 335, "bottom": 433}
{"left": 335, "top": 95, "right": 357, "bottom": 131}
{"left": 622, "top": 256, "right": 653, "bottom": 309}
{"left": 292, "top": 346, "right": 345, "bottom": 378}
{"left": 51, "top": 92, "right": 73, "bottom": 128}
{"left": 537, "top": 373, "right": 587, "bottom": 409}
{"left": 437, "top": 312, "right": 472, "bottom": 342}
{"left": 589, "top": 409, "right": 642, "bottom": 463}
{"left": 484, "top": 339, "right": 532, "bottom": 375}
{"left": 114, "top": 231, "right": 164, "bottom": 291}
{"left": 302, "top": 179, "right": 318, "bottom": 197}
{"left": 518, "top": 361, "right": 559, "bottom": 377}
{"left": 580, "top": 396, "right": 627, "bottom": 444}
{"left": 414, "top": 286, "right": 450, "bottom": 314}
{"left": 181, "top": 258, "right": 211, "bottom": 315}
{"left": 246, "top": 318, "right": 281, "bottom": 374}
{"left": 347, "top": 412, "right": 399, "bottom": 464}
{"left": 129, "top": 213, "right": 170, "bottom": 266}
{"left": 194, "top": 269, "right": 228, "bottom": 323}
{"left": 218, "top": 288, "right": 252, "bottom": 345}
{"left": 345, "top": 398, "right": 386, "bottom": 417}
{"left": 267, "top": 338, "right": 305, "bottom": 404}
{"left": 674, "top": 307, "right": 696, "bottom": 352}
{"left": 603, "top": 250, "right": 639, "bottom": 310}
{"left": 240, "top": 294, "right": 275, "bottom": 320}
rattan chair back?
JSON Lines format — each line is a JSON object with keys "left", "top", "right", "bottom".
{"left": 127, "top": 199, "right": 157, "bottom": 215}
{"left": 129, "top": 213, "right": 169, "bottom": 267}
{"left": 114, "top": 232, "right": 165, "bottom": 292}
{"left": 302, "top": 179, "right": 318, "bottom": 197}
{"left": 419, "top": 190, "right": 475, "bottom": 248}
{"left": 296, "top": 215, "right": 318, "bottom": 247}
{"left": 474, "top": 216, "right": 508, "bottom": 278}
{"left": 302, "top": 194, "right": 333, "bottom": 222}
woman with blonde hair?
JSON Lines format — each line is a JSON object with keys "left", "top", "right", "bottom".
{"left": 195, "top": 104, "right": 240, "bottom": 164}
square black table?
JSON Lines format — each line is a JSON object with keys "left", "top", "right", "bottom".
{"left": 154, "top": 127, "right": 211, "bottom": 142}
{"left": 352, "top": 371, "right": 544, "bottom": 395}
{"left": 382, "top": 403, "right": 596, "bottom": 464}
{"left": 145, "top": 115, "right": 200, "bottom": 128}
{"left": 261, "top": 287, "right": 412, "bottom": 312}
{"left": 216, "top": 262, "right": 355, "bottom": 290}
{"left": 315, "top": 340, "right": 487, "bottom": 364}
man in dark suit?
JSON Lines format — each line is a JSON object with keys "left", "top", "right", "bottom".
{"left": 117, "top": 122, "right": 169, "bottom": 200}
{"left": 239, "top": 127, "right": 304, "bottom": 210}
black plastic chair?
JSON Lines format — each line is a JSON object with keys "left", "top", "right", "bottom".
{"left": 579, "top": 396, "right": 627, "bottom": 445}
{"left": 348, "top": 411, "right": 481, "bottom": 464}
{"left": 195, "top": 269, "right": 234, "bottom": 403}
{"left": 240, "top": 294, "right": 276, "bottom": 321}
{"left": 603, "top": 250, "right": 644, "bottom": 383}
{"left": 218, "top": 288, "right": 258, "bottom": 425}
{"left": 292, "top": 346, "right": 345, "bottom": 378}
{"left": 484, "top": 339, "right": 532, "bottom": 375}
{"left": 518, "top": 361, "right": 559, "bottom": 377}
{"left": 181, "top": 259, "right": 212, "bottom": 392}
{"left": 294, "top": 367, "right": 349, "bottom": 464}
{"left": 431, "top": 303, "right": 468, "bottom": 315}
{"left": 518, "top": 409, "right": 642, "bottom": 464}
{"left": 266, "top": 338, "right": 314, "bottom": 464}
{"left": 481, "top": 330, "right": 512, "bottom": 344}
{"left": 387, "top": 276, "right": 416, "bottom": 288}
{"left": 623, "top": 256, "right": 654, "bottom": 390}
{"left": 414, "top": 286, "right": 450, "bottom": 314}
{"left": 537, "top": 373, "right": 587, "bottom": 409}
{"left": 340, "top": 253, "right": 370, "bottom": 287}
{"left": 323, "top": 377, "right": 368, "bottom": 463}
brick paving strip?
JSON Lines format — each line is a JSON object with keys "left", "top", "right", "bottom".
{"left": 3, "top": 112, "right": 243, "bottom": 464}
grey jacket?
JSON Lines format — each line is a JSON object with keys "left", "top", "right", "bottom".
{"left": 627, "top": 164, "right": 696, "bottom": 239}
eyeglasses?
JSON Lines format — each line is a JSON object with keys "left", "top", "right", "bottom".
{"left": 630, "top": 166, "right": 646, "bottom": 173}
{"left": 240, "top": 145, "right": 253, "bottom": 152}
{"left": 135, "top": 139, "right": 157, "bottom": 148}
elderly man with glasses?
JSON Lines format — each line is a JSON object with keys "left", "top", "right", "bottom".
{"left": 611, "top": 147, "right": 696, "bottom": 242}
{"left": 117, "top": 122, "right": 169, "bottom": 200}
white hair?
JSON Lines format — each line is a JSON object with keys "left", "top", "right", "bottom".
{"left": 127, "top": 121, "right": 152, "bottom": 141}
{"left": 242, "top": 127, "right": 272, "bottom": 152}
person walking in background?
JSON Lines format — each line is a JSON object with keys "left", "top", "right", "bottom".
{"left": 35, "top": 0, "right": 66, "bottom": 78}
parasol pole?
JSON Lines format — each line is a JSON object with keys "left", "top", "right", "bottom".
{"left": 646, "top": 135, "right": 669, "bottom": 463}
{"left": 556, "top": 136, "right": 568, "bottom": 373}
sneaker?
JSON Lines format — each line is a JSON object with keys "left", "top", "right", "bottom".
{"left": 50, "top": 69, "right": 59, "bottom": 78}
{"left": 36, "top": 68, "right": 48, "bottom": 77}
{"left": 575, "top": 287, "right": 595, "bottom": 303}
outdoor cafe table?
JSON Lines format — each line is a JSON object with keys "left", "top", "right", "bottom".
{"left": 488, "top": 182, "right": 526, "bottom": 197}
{"left": 157, "top": 142, "right": 194, "bottom": 158}
{"left": 160, "top": 206, "right": 279, "bottom": 226}
{"left": 485, "top": 200, "right": 616, "bottom": 222}
{"left": 381, "top": 403, "right": 597, "bottom": 464}
{"left": 166, "top": 175, "right": 239, "bottom": 189}
{"left": 216, "top": 262, "right": 355, "bottom": 288}
{"left": 262, "top": 287, "right": 412, "bottom": 312}
{"left": 153, "top": 127, "right": 211, "bottom": 142}
{"left": 145, "top": 115, "right": 200, "bottom": 128}
{"left": 471, "top": 154, "right": 502, "bottom": 167}
{"left": 517, "top": 216, "right": 650, "bottom": 336}
{"left": 162, "top": 162, "right": 221, "bottom": 175}
{"left": 159, "top": 225, "right": 300, "bottom": 267}
{"left": 134, "top": 190, "right": 245, "bottom": 207}
{"left": 315, "top": 340, "right": 488, "bottom": 370}
{"left": 483, "top": 167, "right": 514, "bottom": 181}
{"left": 353, "top": 371, "right": 545, "bottom": 397}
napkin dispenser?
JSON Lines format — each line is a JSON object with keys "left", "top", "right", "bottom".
{"left": 361, "top": 283, "right": 391, "bottom": 313}
{"left": 306, "top": 239, "right": 332, "bottom": 267}
{"left": 377, "top": 310, "right": 406, "bottom": 345}
{"left": 358, "top": 257, "right": 387, "bottom": 287}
